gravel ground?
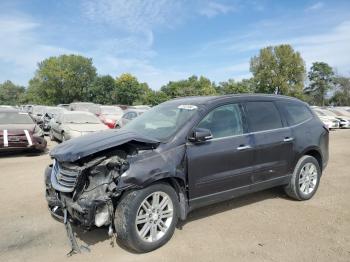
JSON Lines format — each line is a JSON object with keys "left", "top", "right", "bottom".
{"left": 0, "top": 130, "right": 349, "bottom": 262}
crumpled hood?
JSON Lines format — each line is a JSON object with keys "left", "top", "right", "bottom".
{"left": 66, "top": 123, "right": 108, "bottom": 132}
{"left": 50, "top": 129, "right": 159, "bottom": 162}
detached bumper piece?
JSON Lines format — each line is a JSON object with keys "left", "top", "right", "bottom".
{"left": 62, "top": 200, "right": 90, "bottom": 256}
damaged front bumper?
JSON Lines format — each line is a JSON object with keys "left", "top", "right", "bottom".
{"left": 44, "top": 156, "right": 127, "bottom": 228}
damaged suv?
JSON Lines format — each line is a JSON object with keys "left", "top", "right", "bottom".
{"left": 45, "top": 95, "right": 329, "bottom": 253}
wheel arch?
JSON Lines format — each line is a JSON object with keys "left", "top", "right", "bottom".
{"left": 300, "top": 147, "right": 323, "bottom": 172}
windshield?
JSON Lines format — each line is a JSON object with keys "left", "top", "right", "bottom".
{"left": 63, "top": 113, "right": 101, "bottom": 124}
{"left": 0, "top": 112, "right": 34, "bottom": 124}
{"left": 73, "top": 104, "right": 100, "bottom": 114}
{"left": 123, "top": 103, "right": 198, "bottom": 141}
{"left": 47, "top": 107, "right": 65, "bottom": 116}
{"left": 101, "top": 106, "right": 123, "bottom": 115}
{"left": 32, "top": 106, "right": 47, "bottom": 115}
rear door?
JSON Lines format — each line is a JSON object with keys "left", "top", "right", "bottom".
{"left": 244, "top": 101, "right": 294, "bottom": 183}
{"left": 187, "top": 103, "right": 254, "bottom": 201}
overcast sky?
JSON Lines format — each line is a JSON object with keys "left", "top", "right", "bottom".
{"left": 0, "top": 0, "right": 350, "bottom": 89}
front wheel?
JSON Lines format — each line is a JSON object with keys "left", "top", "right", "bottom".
{"left": 115, "top": 183, "right": 179, "bottom": 253}
{"left": 284, "top": 155, "right": 321, "bottom": 200}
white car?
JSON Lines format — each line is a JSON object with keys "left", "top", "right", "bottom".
{"left": 49, "top": 111, "right": 108, "bottom": 142}
{"left": 318, "top": 116, "right": 339, "bottom": 130}
{"left": 312, "top": 108, "right": 341, "bottom": 129}
{"left": 327, "top": 107, "right": 350, "bottom": 128}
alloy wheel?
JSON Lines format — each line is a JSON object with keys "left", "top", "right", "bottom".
{"left": 135, "top": 191, "right": 174, "bottom": 242}
{"left": 299, "top": 162, "right": 318, "bottom": 195}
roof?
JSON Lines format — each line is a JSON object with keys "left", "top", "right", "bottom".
{"left": 165, "top": 94, "right": 303, "bottom": 106}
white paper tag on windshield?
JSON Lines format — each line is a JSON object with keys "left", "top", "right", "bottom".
{"left": 178, "top": 105, "right": 198, "bottom": 110}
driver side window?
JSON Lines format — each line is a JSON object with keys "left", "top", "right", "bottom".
{"left": 197, "top": 104, "right": 243, "bottom": 139}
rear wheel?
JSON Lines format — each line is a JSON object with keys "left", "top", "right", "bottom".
{"left": 115, "top": 183, "right": 179, "bottom": 253}
{"left": 284, "top": 155, "right": 321, "bottom": 200}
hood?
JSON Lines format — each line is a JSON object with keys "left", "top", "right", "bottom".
{"left": 65, "top": 123, "right": 108, "bottom": 132}
{"left": 0, "top": 124, "right": 35, "bottom": 135}
{"left": 50, "top": 129, "right": 159, "bottom": 162}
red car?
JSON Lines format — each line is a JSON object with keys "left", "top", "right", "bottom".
{"left": 0, "top": 108, "right": 47, "bottom": 152}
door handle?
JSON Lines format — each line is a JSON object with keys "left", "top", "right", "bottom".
{"left": 237, "top": 145, "right": 252, "bottom": 151}
{"left": 283, "top": 137, "right": 294, "bottom": 142}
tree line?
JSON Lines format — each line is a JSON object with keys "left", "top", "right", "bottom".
{"left": 1, "top": 44, "right": 349, "bottom": 106}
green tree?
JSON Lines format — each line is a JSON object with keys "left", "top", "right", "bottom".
{"left": 0, "top": 80, "right": 25, "bottom": 105}
{"left": 161, "top": 75, "right": 217, "bottom": 98}
{"left": 115, "top": 73, "right": 149, "bottom": 105}
{"left": 87, "top": 75, "right": 117, "bottom": 104}
{"left": 250, "top": 44, "right": 305, "bottom": 98}
{"left": 305, "top": 62, "right": 334, "bottom": 106}
{"left": 138, "top": 90, "right": 169, "bottom": 106}
{"left": 27, "top": 54, "right": 97, "bottom": 105}
{"left": 329, "top": 76, "right": 350, "bottom": 106}
{"left": 216, "top": 78, "right": 255, "bottom": 95}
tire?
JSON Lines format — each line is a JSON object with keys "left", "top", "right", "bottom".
{"left": 115, "top": 183, "right": 179, "bottom": 253}
{"left": 284, "top": 155, "right": 321, "bottom": 200}
{"left": 49, "top": 129, "right": 55, "bottom": 141}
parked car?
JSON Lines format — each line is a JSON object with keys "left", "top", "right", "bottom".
{"left": 99, "top": 105, "right": 124, "bottom": 128}
{"left": 115, "top": 108, "right": 148, "bottom": 128}
{"left": 49, "top": 111, "right": 108, "bottom": 142}
{"left": 318, "top": 116, "right": 339, "bottom": 130}
{"left": 0, "top": 108, "right": 47, "bottom": 152}
{"left": 327, "top": 107, "right": 350, "bottom": 128}
{"left": 45, "top": 94, "right": 328, "bottom": 253}
{"left": 29, "top": 105, "right": 47, "bottom": 123}
{"left": 40, "top": 106, "right": 67, "bottom": 133}
{"left": 312, "top": 108, "right": 343, "bottom": 128}
{"left": 57, "top": 104, "right": 70, "bottom": 110}
{"left": 69, "top": 102, "right": 101, "bottom": 115}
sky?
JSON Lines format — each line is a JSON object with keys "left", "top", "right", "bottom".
{"left": 0, "top": 0, "right": 350, "bottom": 89}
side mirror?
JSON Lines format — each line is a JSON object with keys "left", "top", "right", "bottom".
{"left": 189, "top": 128, "right": 213, "bottom": 142}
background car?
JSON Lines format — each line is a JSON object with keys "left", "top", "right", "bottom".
{"left": 57, "top": 104, "right": 70, "bottom": 110}
{"left": 40, "top": 106, "right": 67, "bottom": 133}
{"left": 49, "top": 111, "right": 108, "bottom": 142}
{"left": 327, "top": 107, "right": 350, "bottom": 128}
{"left": 29, "top": 105, "right": 47, "bottom": 123}
{"left": 312, "top": 107, "right": 342, "bottom": 129}
{"left": 69, "top": 102, "right": 101, "bottom": 115}
{"left": 99, "top": 105, "right": 124, "bottom": 128}
{"left": 0, "top": 108, "right": 47, "bottom": 152}
{"left": 114, "top": 108, "right": 148, "bottom": 128}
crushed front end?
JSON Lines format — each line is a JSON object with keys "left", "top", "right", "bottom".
{"left": 45, "top": 155, "right": 129, "bottom": 229}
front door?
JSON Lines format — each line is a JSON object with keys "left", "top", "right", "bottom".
{"left": 187, "top": 103, "right": 254, "bottom": 202}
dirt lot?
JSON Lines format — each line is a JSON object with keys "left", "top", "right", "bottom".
{"left": 0, "top": 130, "right": 349, "bottom": 262}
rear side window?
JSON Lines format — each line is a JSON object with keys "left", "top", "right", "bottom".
{"left": 278, "top": 102, "right": 313, "bottom": 126}
{"left": 245, "top": 102, "right": 282, "bottom": 132}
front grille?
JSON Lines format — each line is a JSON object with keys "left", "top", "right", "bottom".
{"left": 52, "top": 160, "right": 80, "bottom": 192}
